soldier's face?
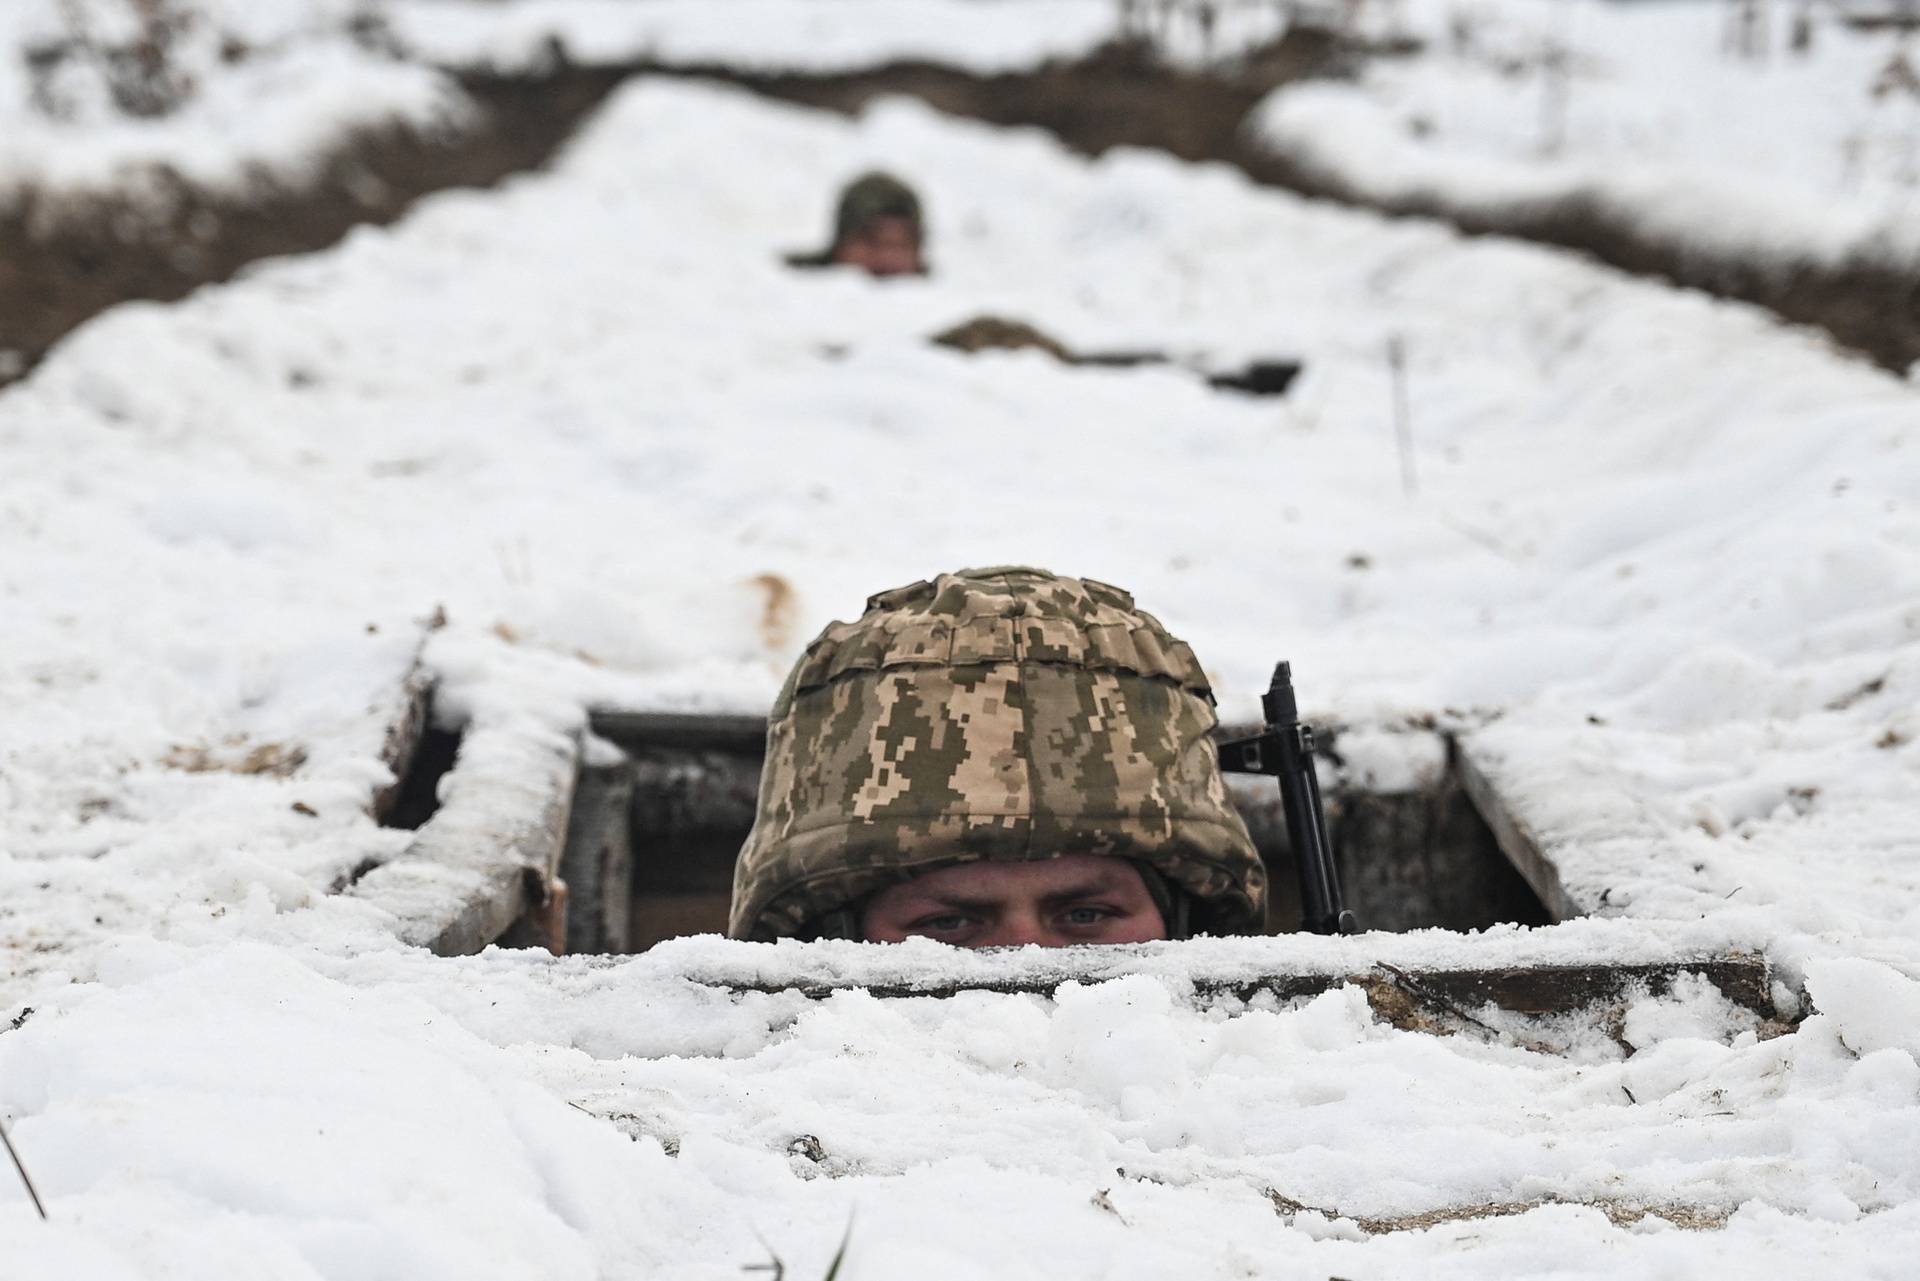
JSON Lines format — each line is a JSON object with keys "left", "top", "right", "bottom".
{"left": 859, "top": 854, "right": 1168, "bottom": 948}
{"left": 832, "top": 216, "right": 923, "bottom": 277}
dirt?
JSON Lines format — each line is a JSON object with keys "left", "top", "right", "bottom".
{"left": 2, "top": 31, "right": 1914, "bottom": 391}
{"left": 0, "top": 67, "right": 628, "bottom": 388}
{"left": 705, "top": 33, "right": 1347, "bottom": 164}
{"left": 1265, "top": 1186, "right": 1735, "bottom": 1234}
{"left": 1246, "top": 159, "right": 1920, "bottom": 373}
{"left": 747, "top": 571, "right": 799, "bottom": 654}
{"left": 161, "top": 739, "right": 308, "bottom": 777}
{"left": 932, "top": 315, "right": 1076, "bottom": 362}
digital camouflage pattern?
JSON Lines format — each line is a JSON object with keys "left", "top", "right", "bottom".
{"left": 729, "top": 567, "right": 1267, "bottom": 940}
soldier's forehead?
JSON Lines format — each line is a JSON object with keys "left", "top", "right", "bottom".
{"left": 893, "top": 856, "right": 1143, "bottom": 898}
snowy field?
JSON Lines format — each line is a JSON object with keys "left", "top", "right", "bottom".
{"left": 1252, "top": 0, "right": 1920, "bottom": 272}
{"left": 0, "top": 0, "right": 1118, "bottom": 200}
{"left": 0, "top": 0, "right": 472, "bottom": 200}
{"left": 3, "top": 17, "right": 1920, "bottom": 1281}
{"left": 15, "top": 0, "right": 1920, "bottom": 281}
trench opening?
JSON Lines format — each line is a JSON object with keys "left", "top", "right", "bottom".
{"left": 563, "top": 711, "right": 1549, "bottom": 954}
{"left": 379, "top": 724, "right": 461, "bottom": 832}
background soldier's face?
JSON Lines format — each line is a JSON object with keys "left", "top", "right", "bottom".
{"left": 859, "top": 854, "right": 1169, "bottom": 948}
{"left": 831, "top": 216, "right": 923, "bottom": 277}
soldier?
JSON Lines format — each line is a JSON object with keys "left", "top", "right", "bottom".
{"left": 787, "top": 170, "right": 927, "bottom": 278}
{"left": 729, "top": 567, "right": 1267, "bottom": 947}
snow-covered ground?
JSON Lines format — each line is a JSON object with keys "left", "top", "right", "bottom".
{"left": 385, "top": 0, "right": 1119, "bottom": 73}
{"left": 0, "top": 0, "right": 1122, "bottom": 201}
{"left": 18, "top": 0, "right": 1920, "bottom": 286}
{"left": 0, "top": 0, "right": 473, "bottom": 201}
{"left": 5, "top": 932, "right": 1920, "bottom": 1277}
{"left": 1252, "top": 0, "right": 1920, "bottom": 274}
{"left": 2, "top": 30, "right": 1918, "bottom": 1281}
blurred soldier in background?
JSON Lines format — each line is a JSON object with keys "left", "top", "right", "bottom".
{"left": 729, "top": 567, "right": 1267, "bottom": 947}
{"left": 787, "top": 170, "right": 927, "bottom": 277}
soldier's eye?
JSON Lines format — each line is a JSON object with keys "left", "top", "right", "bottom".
{"left": 910, "top": 913, "right": 974, "bottom": 933}
{"left": 1060, "top": 906, "right": 1113, "bottom": 927}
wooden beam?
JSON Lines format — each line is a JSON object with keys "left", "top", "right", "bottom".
{"left": 589, "top": 712, "right": 1274, "bottom": 758}
{"left": 698, "top": 955, "right": 1772, "bottom": 1019}
{"left": 350, "top": 722, "right": 581, "bottom": 956}
{"left": 558, "top": 754, "right": 636, "bottom": 954}
{"left": 588, "top": 710, "right": 768, "bottom": 754}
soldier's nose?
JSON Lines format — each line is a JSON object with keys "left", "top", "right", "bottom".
{"left": 982, "top": 912, "right": 1050, "bottom": 949}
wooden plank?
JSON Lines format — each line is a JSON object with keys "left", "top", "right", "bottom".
{"left": 350, "top": 723, "right": 581, "bottom": 956}
{"left": 588, "top": 710, "right": 768, "bottom": 754}
{"left": 1382, "top": 957, "right": 1772, "bottom": 1019}
{"left": 592, "top": 712, "right": 1274, "bottom": 757}
{"left": 366, "top": 622, "right": 440, "bottom": 823}
{"left": 559, "top": 755, "right": 636, "bottom": 954}
{"left": 702, "top": 956, "right": 1773, "bottom": 1020}
{"left": 1451, "top": 742, "right": 1588, "bottom": 922}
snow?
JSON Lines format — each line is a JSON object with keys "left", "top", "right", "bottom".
{"left": 385, "top": 0, "right": 1120, "bottom": 74}
{"left": 0, "top": 2, "right": 473, "bottom": 202}
{"left": 4, "top": 938, "right": 1919, "bottom": 1276}
{"left": 638, "top": 917, "right": 1768, "bottom": 994}
{"left": 0, "top": 0, "right": 1125, "bottom": 203}
{"left": 7, "top": 79, "right": 1915, "bottom": 992}
{"left": 1249, "top": 0, "right": 1920, "bottom": 277}
{"left": 2, "top": 8, "right": 1919, "bottom": 1275}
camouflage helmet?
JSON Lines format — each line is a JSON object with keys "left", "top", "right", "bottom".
{"left": 728, "top": 567, "right": 1267, "bottom": 941}
{"left": 831, "top": 170, "right": 923, "bottom": 251}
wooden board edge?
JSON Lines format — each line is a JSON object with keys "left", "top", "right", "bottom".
{"left": 1450, "top": 740, "right": 1590, "bottom": 922}
{"left": 351, "top": 723, "right": 582, "bottom": 956}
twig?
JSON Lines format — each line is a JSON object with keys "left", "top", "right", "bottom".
{"left": 1, "top": 1117, "right": 49, "bottom": 1221}
{"left": 1374, "top": 963, "right": 1558, "bottom": 1056}
{"left": 1377, "top": 962, "right": 1501, "bottom": 1035}
{"left": 1385, "top": 334, "right": 1418, "bottom": 498}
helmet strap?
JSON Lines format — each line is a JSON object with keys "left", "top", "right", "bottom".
{"left": 1133, "top": 864, "right": 1192, "bottom": 941}
{"left": 808, "top": 907, "right": 860, "bottom": 941}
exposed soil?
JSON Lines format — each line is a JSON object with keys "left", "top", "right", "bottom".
{"left": 3, "top": 32, "right": 1915, "bottom": 391}
{"left": 0, "top": 68, "right": 627, "bottom": 388}
{"left": 1246, "top": 158, "right": 1920, "bottom": 374}
{"left": 705, "top": 34, "right": 1345, "bottom": 165}
{"left": 1264, "top": 1186, "right": 1734, "bottom": 1234}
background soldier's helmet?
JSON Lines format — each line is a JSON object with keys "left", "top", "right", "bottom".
{"left": 728, "top": 566, "right": 1267, "bottom": 940}
{"left": 831, "top": 170, "right": 924, "bottom": 252}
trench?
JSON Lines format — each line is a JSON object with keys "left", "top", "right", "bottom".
{"left": 356, "top": 698, "right": 1779, "bottom": 1040}
{"left": 566, "top": 711, "right": 1550, "bottom": 954}
{"left": 4, "top": 32, "right": 1912, "bottom": 391}
{"left": 0, "top": 68, "right": 629, "bottom": 389}
{"left": 534, "top": 711, "right": 1793, "bottom": 1050}
{"left": 689, "top": 38, "right": 1919, "bottom": 374}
